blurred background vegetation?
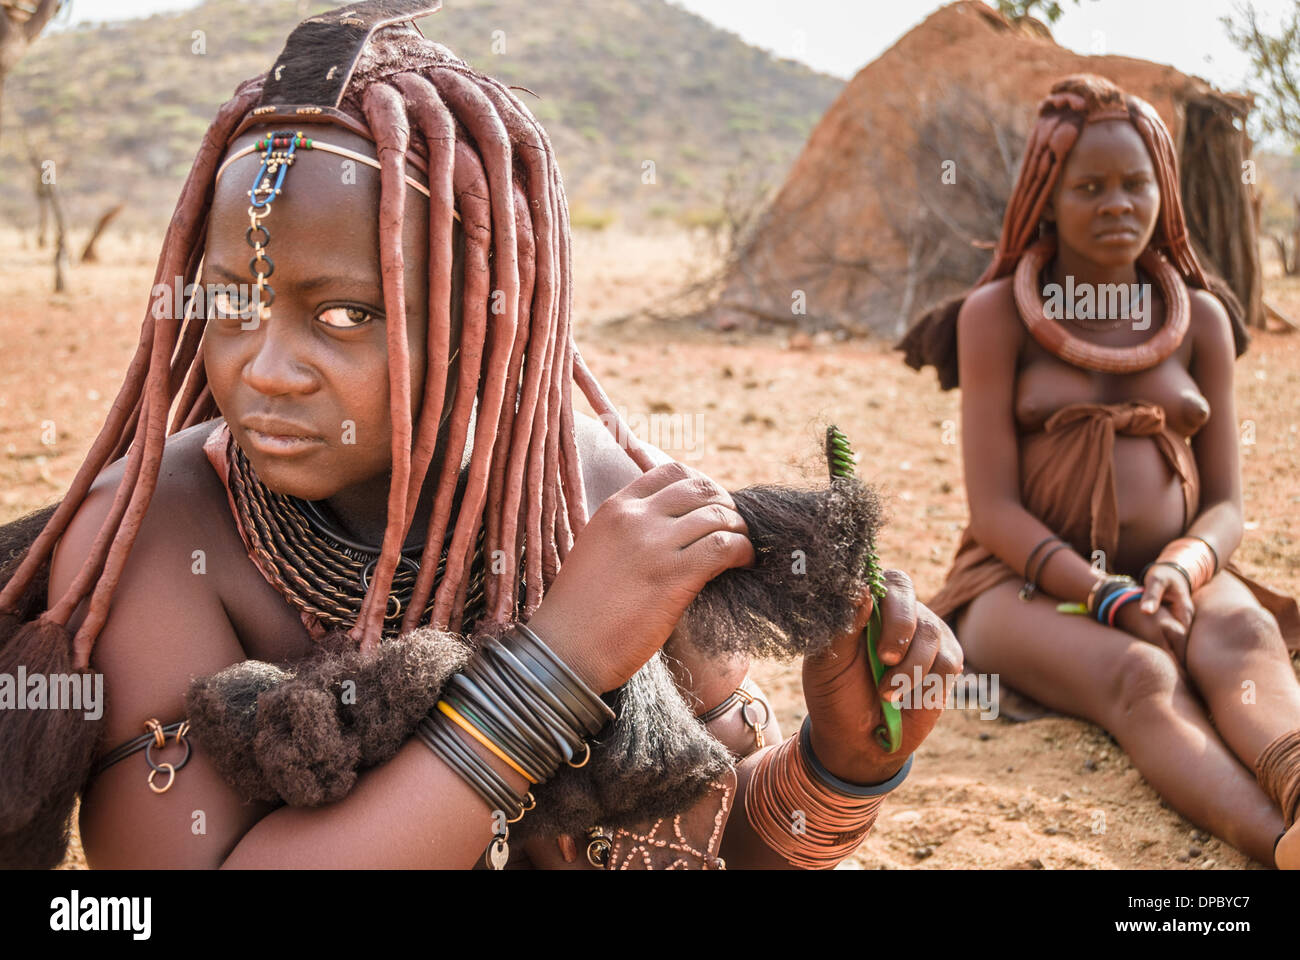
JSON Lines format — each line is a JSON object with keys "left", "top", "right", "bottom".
{"left": 0, "top": 0, "right": 841, "bottom": 235}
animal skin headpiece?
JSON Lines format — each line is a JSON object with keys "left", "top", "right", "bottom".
{"left": 213, "top": 2, "right": 454, "bottom": 326}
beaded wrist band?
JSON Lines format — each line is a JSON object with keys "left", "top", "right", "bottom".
{"left": 744, "top": 718, "right": 912, "bottom": 870}
{"left": 1090, "top": 575, "right": 1143, "bottom": 626}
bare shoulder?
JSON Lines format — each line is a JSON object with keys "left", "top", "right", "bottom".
{"left": 957, "top": 276, "right": 1020, "bottom": 343}
{"left": 48, "top": 420, "right": 245, "bottom": 750}
{"left": 1187, "top": 286, "right": 1234, "bottom": 353}
{"left": 571, "top": 411, "right": 671, "bottom": 516}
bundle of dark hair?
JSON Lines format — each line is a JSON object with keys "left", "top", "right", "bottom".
{"left": 179, "top": 474, "right": 884, "bottom": 838}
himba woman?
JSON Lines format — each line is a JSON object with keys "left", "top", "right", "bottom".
{"left": 0, "top": 1, "right": 961, "bottom": 870}
{"left": 899, "top": 74, "right": 1300, "bottom": 868}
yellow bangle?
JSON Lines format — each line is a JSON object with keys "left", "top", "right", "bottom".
{"left": 435, "top": 700, "right": 537, "bottom": 784}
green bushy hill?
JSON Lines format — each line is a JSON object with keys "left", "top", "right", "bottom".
{"left": 1, "top": 0, "right": 842, "bottom": 234}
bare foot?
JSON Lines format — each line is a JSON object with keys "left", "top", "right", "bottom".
{"left": 1276, "top": 821, "right": 1300, "bottom": 869}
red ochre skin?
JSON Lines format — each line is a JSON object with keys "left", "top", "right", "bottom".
{"left": 48, "top": 123, "right": 959, "bottom": 869}
{"left": 950, "top": 116, "right": 1300, "bottom": 867}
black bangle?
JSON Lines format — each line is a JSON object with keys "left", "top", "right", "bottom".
{"left": 513, "top": 623, "right": 617, "bottom": 735}
{"left": 416, "top": 714, "right": 528, "bottom": 821}
{"left": 510, "top": 630, "right": 610, "bottom": 735}
{"left": 798, "top": 717, "right": 914, "bottom": 798}
{"left": 1155, "top": 560, "right": 1194, "bottom": 596}
{"left": 1020, "top": 540, "right": 1070, "bottom": 601}
{"left": 1023, "top": 536, "right": 1059, "bottom": 578}
{"left": 441, "top": 688, "right": 551, "bottom": 784}
{"left": 449, "top": 671, "right": 564, "bottom": 770}
{"left": 467, "top": 652, "right": 576, "bottom": 762}
{"left": 1033, "top": 542, "right": 1071, "bottom": 582}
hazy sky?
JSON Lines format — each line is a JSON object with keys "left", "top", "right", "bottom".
{"left": 60, "top": 0, "right": 1291, "bottom": 95}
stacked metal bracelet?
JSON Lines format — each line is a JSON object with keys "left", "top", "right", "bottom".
{"left": 414, "top": 622, "right": 616, "bottom": 868}
{"left": 745, "top": 716, "right": 913, "bottom": 870}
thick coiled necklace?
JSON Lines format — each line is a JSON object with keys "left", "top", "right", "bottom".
{"left": 226, "top": 439, "right": 487, "bottom": 638}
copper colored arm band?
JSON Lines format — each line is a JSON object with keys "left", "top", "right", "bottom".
{"left": 1155, "top": 537, "right": 1217, "bottom": 594}
{"left": 743, "top": 723, "right": 903, "bottom": 870}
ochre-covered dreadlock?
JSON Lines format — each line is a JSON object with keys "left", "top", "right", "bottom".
{"left": 0, "top": 29, "right": 649, "bottom": 865}
{"left": 897, "top": 73, "right": 1250, "bottom": 391}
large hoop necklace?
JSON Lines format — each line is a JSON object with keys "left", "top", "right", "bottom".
{"left": 226, "top": 439, "right": 487, "bottom": 638}
{"left": 1014, "top": 236, "right": 1189, "bottom": 373}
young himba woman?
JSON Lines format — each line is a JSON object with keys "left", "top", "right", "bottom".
{"left": 0, "top": 3, "right": 960, "bottom": 869}
{"left": 900, "top": 74, "right": 1300, "bottom": 868}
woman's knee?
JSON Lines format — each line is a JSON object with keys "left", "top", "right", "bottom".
{"left": 1104, "top": 643, "right": 1182, "bottom": 723}
{"left": 1187, "top": 603, "right": 1286, "bottom": 673}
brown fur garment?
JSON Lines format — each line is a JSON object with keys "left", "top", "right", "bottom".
{"left": 186, "top": 625, "right": 472, "bottom": 806}
{"left": 678, "top": 477, "right": 884, "bottom": 661}
{"left": 0, "top": 616, "right": 103, "bottom": 869}
{"left": 0, "top": 503, "right": 60, "bottom": 631}
{"left": 183, "top": 478, "right": 883, "bottom": 834}
{"left": 0, "top": 507, "right": 104, "bottom": 870}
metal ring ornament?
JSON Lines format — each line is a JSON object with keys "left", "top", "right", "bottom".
{"left": 505, "top": 791, "right": 537, "bottom": 824}
{"left": 741, "top": 696, "right": 771, "bottom": 734}
{"left": 145, "top": 732, "right": 192, "bottom": 774}
{"left": 360, "top": 554, "right": 421, "bottom": 591}
{"left": 147, "top": 763, "right": 176, "bottom": 794}
{"left": 565, "top": 739, "right": 591, "bottom": 769}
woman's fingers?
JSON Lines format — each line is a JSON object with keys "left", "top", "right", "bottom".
{"left": 617, "top": 459, "right": 696, "bottom": 500}
{"left": 1156, "top": 607, "right": 1188, "bottom": 657}
{"left": 677, "top": 529, "right": 755, "bottom": 579}
{"left": 672, "top": 502, "right": 749, "bottom": 547}
{"left": 1141, "top": 575, "right": 1166, "bottom": 614}
{"left": 646, "top": 471, "right": 737, "bottom": 518}
{"left": 875, "top": 569, "right": 917, "bottom": 667}
{"left": 928, "top": 606, "right": 964, "bottom": 678}
{"left": 1169, "top": 587, "right": 1195, "bottom": 629}
{"left": 878, "top": 607, "right": 940, "bottom": 704}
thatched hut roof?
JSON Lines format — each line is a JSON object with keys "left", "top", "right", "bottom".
{"left": 713, "top": 1, "right": 1258, "bottom": 336}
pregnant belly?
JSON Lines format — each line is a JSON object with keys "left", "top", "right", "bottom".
{"left": 1111, "top": 435, "right": 1190, "bottom": 573}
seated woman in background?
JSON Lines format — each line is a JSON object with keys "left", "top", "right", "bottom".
{"left": 899, "top": 74, "right": 1300, "bottom": 868}
{"left": 0, "top": 1, "right": 960, "bottom": 870}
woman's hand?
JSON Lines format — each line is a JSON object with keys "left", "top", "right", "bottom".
{"left": 1140, "top": 564, "right": 1195, "bottom": 627}
{"left": 526, "top": 461, "right": 755, "bottom": 693}
{"left": 801, "top": 569, "right": 963, "bottom": 785}
{"left": 1115, "top": 598, "right": 1189, "bottom": 664}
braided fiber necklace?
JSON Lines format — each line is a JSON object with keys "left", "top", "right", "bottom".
{"left": 226, "top": 439, "right": 489, "bottom": 638}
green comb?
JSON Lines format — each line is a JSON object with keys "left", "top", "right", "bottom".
{"left": 826, "top": 425, "right": 902, "bottom": 753}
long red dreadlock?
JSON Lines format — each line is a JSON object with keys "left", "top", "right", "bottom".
{"left": 0, "top": 27, "right": 651, "bottom": 866}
